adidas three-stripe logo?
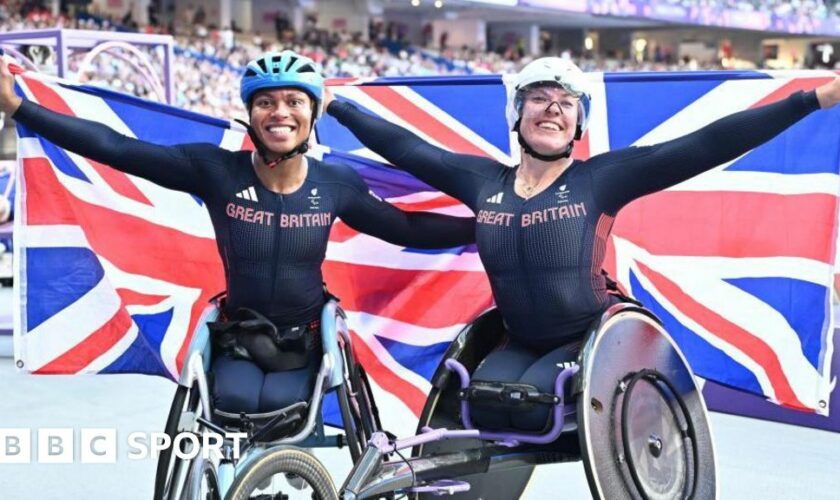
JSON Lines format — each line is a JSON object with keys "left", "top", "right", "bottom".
{"left": 486, "top": 192, "right": 504, "bottom": 204}
{"left": 236, "top": 186, "right": 259, "bottom": 202}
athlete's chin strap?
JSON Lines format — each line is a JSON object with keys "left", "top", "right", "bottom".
{"left": 513, "top": 119, "right": 575, "bottom": 161}
{"left": 235, "top": 118, "right": 310, "bottom": 169}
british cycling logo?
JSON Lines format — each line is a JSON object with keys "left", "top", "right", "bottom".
{"left": 0, "top": 428, "right": 247, "bottom": 464}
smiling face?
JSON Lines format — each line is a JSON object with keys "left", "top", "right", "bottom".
{"left": 518, "top": 86, "right": 579, "bottom": 156}
{"left": 249, "top": 88, "right": 314, "bottom": 155}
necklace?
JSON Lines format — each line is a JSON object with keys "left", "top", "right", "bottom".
{"left": 517, "top": 162, "right": 571, "bottom": 199}
{"left": 516, "top": 173, "right": 548, "bottom": 199}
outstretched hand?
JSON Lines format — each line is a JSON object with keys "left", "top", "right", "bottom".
{"left": 816, "top": 77, "right": 840, "bottom": 109}
{"left": 322, "top": 86, "right": 335, "bottom": 112}
{"left": 0, "top": 57, "right": 21, "bottom": 116}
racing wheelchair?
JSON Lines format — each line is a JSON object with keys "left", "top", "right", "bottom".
{"left": 153, "top": 297, "right": 380, "bottom": 500}
{"left": 339, "top": 302, "right": 717, "bottom": 499}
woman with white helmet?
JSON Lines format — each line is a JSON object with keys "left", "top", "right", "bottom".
{"left": 0, "top": 51, "right": 476, "bottom": 416}
{"left": 326, "top": 57, "right": 840, "bottom": 432}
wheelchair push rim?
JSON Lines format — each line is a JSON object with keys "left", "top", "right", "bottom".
{"left": 224, "top": 447, "right": 338, "bottom": 500}
{"left": 337, "top": 335, "right": 381, "bottom": 463}
{"left": 577, "top": 308, "right": 718, "bottom": 500}
{"left": 155, "top": 383, "right": 207, "bottom": 500}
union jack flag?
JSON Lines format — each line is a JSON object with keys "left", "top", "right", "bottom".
{"left": 14, "top": 69, "right": 228, "bottom": 379}
{"left": 14, "top": 64, "right": 840, "bottom": 435}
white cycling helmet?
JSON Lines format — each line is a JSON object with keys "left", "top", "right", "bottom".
{"left": 505, "top": 57, "right": 592, "bottom": 140}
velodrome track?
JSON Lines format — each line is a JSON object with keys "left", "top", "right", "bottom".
{"left": 0, "top": 352, "right": 838, "bottom": 499}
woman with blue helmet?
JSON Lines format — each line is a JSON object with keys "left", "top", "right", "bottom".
{"left": 238, "top": 50, "right": 325, "bottom": 168}
{"left": 0, "top": 51, "right": 476, "bottom": 415}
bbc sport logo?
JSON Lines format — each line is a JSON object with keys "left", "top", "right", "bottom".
{"left": 0, "top": 428, "right": 247, "bottom": 463}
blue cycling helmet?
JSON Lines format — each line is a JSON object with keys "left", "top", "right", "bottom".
{"left": 240, "top": 50, "right": 324, "bottom": 118}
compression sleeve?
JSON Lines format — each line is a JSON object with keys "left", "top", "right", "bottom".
{"left": 590, "top": 90, "right": 821, "bottom": 213}
{"left": 335, "top": 167, "right": 476, "bottom": 249}
{"left": 13, "top": 99, "right": 208, "bottom": 195}
{"left": 328, "top": 100, "right": 503, "bottom": 210}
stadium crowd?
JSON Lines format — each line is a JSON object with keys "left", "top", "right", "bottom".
{"left": 0, "top": 0, "right": 829, "bottom": 118}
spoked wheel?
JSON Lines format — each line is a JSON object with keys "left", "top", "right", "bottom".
{"left": 225, "top": 447, "right": 337, "bottom": 500}
{"left": 155, "top": 383, "right": 208, "bottom": 500}
{"left": 338, "top": 338, "right": 381, "bottom": 462}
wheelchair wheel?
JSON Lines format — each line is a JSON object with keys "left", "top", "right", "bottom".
{"left": 225, "top": 447, "right": 337, "bottom": 500}
{"left": 183, "top": 455, "right": 221, "bottom": 500}
{"left": 578, "top": 307, "right": 717, "bottom": 500}
{"left": 338, "top": 340, "right": 380, "bottom": 462}
{"left": 155, "top": 383, "right": 205, "bottom": 500}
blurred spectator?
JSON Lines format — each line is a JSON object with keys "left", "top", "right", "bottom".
{"left": 7, "top": 0, "right": 839, "bottom": 121}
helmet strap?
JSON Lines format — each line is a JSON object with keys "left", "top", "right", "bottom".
{"left": 235, "top": 118, "right": 312, "bottom": 169}
{"left": 513, "top": 119, "right": 574, "bottom": 161}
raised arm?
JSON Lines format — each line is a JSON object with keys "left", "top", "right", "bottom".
{"left": 334, "top": 164, "right": 475, "bottom": 249}
{"left": 13, "top": 99, "right": 210, "bottom": 195}
{"left": 591, "top": 87, "right": 829, "bottom": 213}
{"left": 2, "top": 59, "right": 209, "bottom": 195}
{"left": 325, "top": 91, "right": 502, "bottom": 210}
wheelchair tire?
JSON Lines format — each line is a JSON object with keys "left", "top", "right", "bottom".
{"left": 183, "top": 455, "right": 221, "bottom": 500}
{"left": 338, "top": 383, "right": 363, "bottom": 462}
{"left": 577, "top": 307, "right": 717, "bottom": 500}
{"left": 338, "top": 340, "right": 381, "bottom": 463}
{"left": 224, "top": 447, "right": 337, "bottom": 500}
{"left": 354, "top": 366, "right": 381, "bottom": 439}
{"left": 155, "top": 383, "right": 204, "bottom": 500}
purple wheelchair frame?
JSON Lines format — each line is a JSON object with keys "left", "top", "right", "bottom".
{"left": 341, "top": 358, "right": 580, "bottom": 498}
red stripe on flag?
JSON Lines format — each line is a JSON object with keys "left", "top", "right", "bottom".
{"left": 323, "top": 261, "right": 492, "bottom": 328}
{"left": 390, "top": 196, "right": 464, "bottom": 212}
{"left": 350, "top": 329, "right": 426, "bottom": 416}
{"left": 613, "top": 190, "right": 837, "bottom": 263}
{"left": 326, "top": 78, "right": 361, "bottom": 86}
{"left": 23, "top": 157, "right": 77, "bottom": 224}
{"left": 571, "top": 131, "right": 591, "bottom": 161}
{"left": 241, "top": 134, "right": 255, "bottom": 151}
{"left": 636, "top": 262, "right": 807, "bottom": 410}
{"left": 117, "top": 289, "right": 169, "bottom": 306}
{"left": 329, "top": 221, "right": 360, "bottom": 243}
{"left": 34, "top": 307, "right": 133, "bottom": 374}
{"left": 360, "top": 86, "right": 490, "bottom": 157}
{"left": 750, "top": 77, "right": 834, "bottom": 109}
{"left": 22, "top": 76, "right": 75, "bottom": 116}
{"left": 88, "top": 159, "right": 153, "bottom": 206}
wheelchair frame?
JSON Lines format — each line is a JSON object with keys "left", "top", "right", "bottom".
{"left": 339, "top": 303, "right": 717, "bottom": 500}
{"left": 154, "top": 298, "right": 379, "bottom": 500}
